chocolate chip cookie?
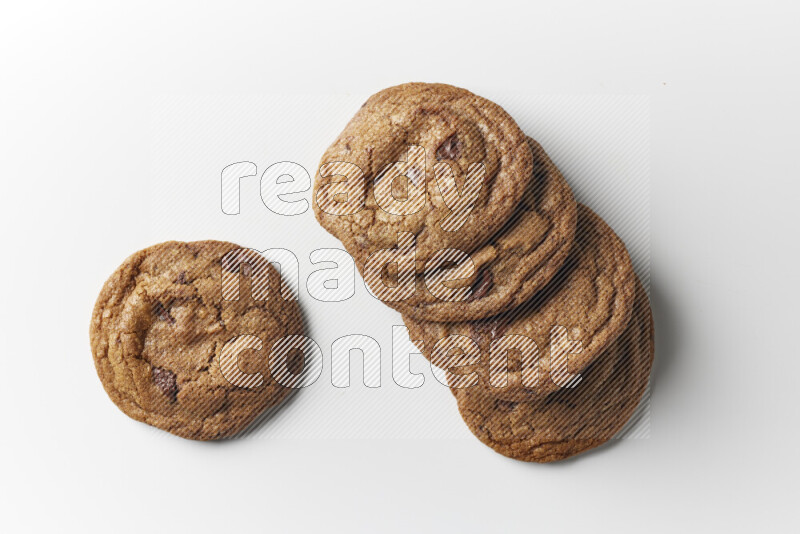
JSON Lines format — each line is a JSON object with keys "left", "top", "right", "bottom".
{"left": 404, "top": 204, "right": 635, "bottom": 401}
{"left": 377, "top": 137, "right": 576, "bottom": 321}
{"left": 314, "top": 82, "right": 533, "bottom": 273}
{"left": 451, "top": 277, "right": 653, "bottom": 462}
{"left": 90, "top": 241, "right": 304, "bottom": 440}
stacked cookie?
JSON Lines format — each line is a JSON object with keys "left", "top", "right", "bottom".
{"left": 314, "top": 83, "right": 654, "bottom": 462}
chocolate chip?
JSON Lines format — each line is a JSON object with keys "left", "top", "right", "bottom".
{"left": 175, "top": 271, "right": 188, "bottom": 284}
{"left": 436, "top": 134, "right": 461, "bottom": 160}
{"left": 221, "top": 256, "right": 253, "bottom": 276}
{"left": 152, "top": 301, "right": 175, "bottom": 324}
{"left": 467, "top": 269, "right": 494, "bottom": 301}
{"left": 152, "top": 367, "right": 178, "bottom": 401}
{"left": 286, "top": 349, "right": 305, "bottom": 375}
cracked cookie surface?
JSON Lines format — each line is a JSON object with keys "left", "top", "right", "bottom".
{"left": 383, "top": 137, "right": 576, "bottom": 321}
{"left": 314, "top": 82, "right": 533, "bottom": 272}
{"left": 90, "top": 240, "right": 304, "bottom": 440}
{"left": 404, "top": 204, "right": 635, "bottom": 401}
{"left": 451, "top": 277, "right": 653, "bottom": 463}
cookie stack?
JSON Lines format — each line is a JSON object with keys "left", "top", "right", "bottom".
{"left": 314, "top": 83, "right": 654, "bottom": 462}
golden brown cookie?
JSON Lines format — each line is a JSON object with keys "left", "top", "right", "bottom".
{"left": 378, "top": 137, "right": 576, "bottom": 321}
{"left": 90, "top": 241, "right": 304, "bottom": 440}
{"left": 404, "top": 204, "right": 635, "bottom": 401}
{"left": 313, "top": 82, "right": 533, "bottom": 273}
{"left": 451, "top": 277, "right": 653, "bottom": 463}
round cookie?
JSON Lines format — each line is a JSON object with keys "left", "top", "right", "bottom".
{"left": 404, "top": 204, "right": 635, "bottom": 401}
{"left": 90, "top": 241, "right": 304, "bottom": 440}
{"left": 378, "top": 137, "right": 576, "bottom": 321}
{"left": 451, "top": 277, "right": 653, "bottom": 463}
{"left": 314, "top": 82, "right": 533, "bottom": 273}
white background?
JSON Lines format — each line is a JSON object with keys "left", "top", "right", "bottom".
{"left": 1, "top": 1, "right": 798, "bottom": 532}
